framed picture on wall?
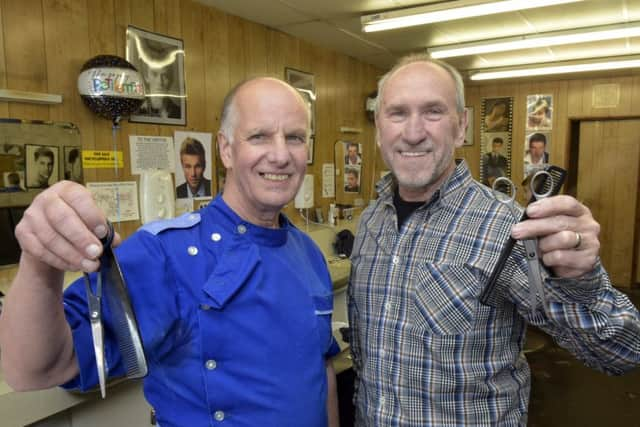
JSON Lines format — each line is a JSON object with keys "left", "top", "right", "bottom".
{"left": 524, "top": 131, "right": 551, "bottom": 179}
{"left": 480, "top": 97, "right": 513, "bottom": 187}
{"left": 526, "top": 94, "right": 553, "bottom": 131}
{"left": 25, "top": 144, "right": 59, "bottom": 189}
{"left": 285, "top": 67, "right": 316, "bottom": 138}
{"left": 126, "top": 26, "right": 186, "bottom": 126}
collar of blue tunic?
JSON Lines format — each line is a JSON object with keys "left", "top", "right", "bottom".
{"left": 375, "top": 159, "right": 474, "bottom": 209}
{"left": 203, "top": 194, "right": 291, "bottom": 247}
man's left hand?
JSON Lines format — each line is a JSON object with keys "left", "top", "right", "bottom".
{"left": 511, "top": 195, "right": 600, "bottom": 279}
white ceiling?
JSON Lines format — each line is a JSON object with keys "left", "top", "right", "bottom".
{"left": 196, "top": 0, "right": 640, "bottom": 80}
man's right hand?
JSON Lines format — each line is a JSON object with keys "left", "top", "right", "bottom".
{"left": 15, "top": 180, "right": 121, "bottom": 273}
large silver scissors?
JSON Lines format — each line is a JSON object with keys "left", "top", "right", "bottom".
{"left": 492, "top": 170, "right": 555, "bottom": 312}
{"left": 83, "top": 269, "right": 106, "bottom": 398}
{"left": 82, "top": 222, "right": 114, "bottom": 399}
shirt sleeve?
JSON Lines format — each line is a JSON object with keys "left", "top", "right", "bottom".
{"left": 504, "top": 247, "right": 640, "bottom": 375}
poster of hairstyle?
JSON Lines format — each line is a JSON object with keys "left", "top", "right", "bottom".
{"left": 526, "top": 94, "right": 553, "bottom": 131}
{"left": 174, "top": 131, "right": 213, "bottom": 199}
{"left": 344, "top": 165, "right": 361, "bottom": 193}
{"left": 480, "top": 97, "right": 513, "bottom": 187}
{"left": 126, "top": 26, "right": 186, "bottom": 125}
{"left": 25, "top": 144, "right": 59, "bottom": 189}
{"left": 63, "top": 146, "right": 83, "bottom": 183}
{"left": 481, "top": 132, "right": 510, "bottom": 188}
{"left": 524, "top": 131, "right": 551, "bottom": 179}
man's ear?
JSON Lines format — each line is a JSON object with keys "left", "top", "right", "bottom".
{"left": 454, "top": 108, "right": 469, "bottom": 148}
{"left": 217, "top": 132, "right": 232, "bottom": 169}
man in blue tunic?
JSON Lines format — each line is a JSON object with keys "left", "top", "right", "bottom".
{"left": 0, "top": 77, "right": 340, "bottom": 427}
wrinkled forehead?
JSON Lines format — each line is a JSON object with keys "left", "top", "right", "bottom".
{"left": 234, "top": 79, "right": 311, "bottom": 127}
{"left": 381, "top": 62, "right": 457, "bottom": 106}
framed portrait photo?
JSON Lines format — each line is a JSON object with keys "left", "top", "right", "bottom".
{"left": 285, "top": 67, "right": 316, "bottom": 138}
{"left": 25, "top": 144, "right": 60, "bottom": 189}
{"left": 526, "top": 94, "right": 553, "bottom": 131}
{"left": 63, "top": 146, "right": 83, "bottom": 184}
{"left": 126, "top": 26, "right": 186, "bottom": 126}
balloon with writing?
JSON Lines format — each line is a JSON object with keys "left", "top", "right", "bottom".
{"left": 77, "top": 55, "right": 145, "bottom": 126}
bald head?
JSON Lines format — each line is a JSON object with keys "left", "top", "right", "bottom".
{"left": 219, "top": 77, "right": 311, "bottom": 144}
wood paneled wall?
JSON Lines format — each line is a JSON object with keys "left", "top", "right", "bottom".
{"left": 0, "top": 0, "right": 382, "bottom": 240}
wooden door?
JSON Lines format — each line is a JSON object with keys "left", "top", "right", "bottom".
{"left": 577, "top": 120, "right": 640, "bottom": 287}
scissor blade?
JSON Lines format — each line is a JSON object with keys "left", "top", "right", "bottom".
{"left": 84, "top": 273, "right": 107, "bottom": 399}
{"left": 524, "top": 239, "right": 544, "bottom": 312}
{"left": 90, "top": 315, "right": 106, "bottom": 398}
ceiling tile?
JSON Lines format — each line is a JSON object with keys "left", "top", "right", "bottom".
{"left": 195, "top": 0, "right": 311, "bottom": 27}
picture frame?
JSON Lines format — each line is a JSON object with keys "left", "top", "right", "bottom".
{"left": 126, "top": 26, "right": 186, "bottom": 126}
{"left": 525, "top": 94, "right": 553, "bottom": 131}
{"left": 25, "top": 144, "right": 60, "bottom": 189}
{"left": 285, "top": 67, "right": 316, "bottom": 139}
{"left": 63, "top": 145, "right": 83, "bottom": 184}
{"left": 480, "top": 97, "right": 514, "bottom": 187}
{"left": 174, "top": 131, "right": 213, "bottom": 199}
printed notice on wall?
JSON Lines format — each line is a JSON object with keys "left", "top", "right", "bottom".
{"left": 129, "top": 135, "right": 175, "bottom": 174}
{"left": 86, "top": 181, "right": 139, "bottom": 222}
{"left": 322, "top": 163, "right": 335, "bottom": 198}
{"left": 82, "top": 150, "right": 124, "bottom": 169}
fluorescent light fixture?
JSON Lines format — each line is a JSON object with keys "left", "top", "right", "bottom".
{"left": 0, "top": 89, "right": 62, "bottom": 104}
{"left": 361, "top": 0, "right": 582, "bottom": 33}
{"left": 470, "top": 56, "right": 640, "bottom": 80}
{"left": 430, "top": 22, "right": 640, "bottom": 59}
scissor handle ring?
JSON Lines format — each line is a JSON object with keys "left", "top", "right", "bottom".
{"left": 492, "top": 176, "right": 516, "bottom": 204}
{"left": 530, "top": 170, "right": 554, "bottom": 199}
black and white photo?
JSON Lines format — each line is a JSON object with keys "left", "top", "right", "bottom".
{"left": 25, "top": 145, "right": 59, "bottom": 189}
{"left": 127, "top": 26, "right": 186, "bottom": 125}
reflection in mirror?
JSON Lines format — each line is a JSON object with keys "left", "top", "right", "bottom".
{"left": 0, "top": 119, "right": 82, "bottom": 266}
{"left": 334, "top": 140, "right": 363, "bottom": 205}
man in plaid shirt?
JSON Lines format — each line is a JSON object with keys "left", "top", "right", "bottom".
{"left": 348, "top": 54, "right": 640, "bottom": 426}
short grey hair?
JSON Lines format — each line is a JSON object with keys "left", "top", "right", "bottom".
{"left": 375, "top": 53, "right": 466, "bottom": 115}
{"left": 218, "top": 77, "right": 311, "bottom": 144}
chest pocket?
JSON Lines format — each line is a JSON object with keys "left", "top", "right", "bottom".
{"left": 202, "top": 244, "right": 260, "bottom": 309}
{"left": 411, "top": 262, "right": 481, "bottom": 336}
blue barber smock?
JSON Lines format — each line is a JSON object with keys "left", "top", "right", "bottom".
{"left": 62, "top": 195, "right": 338, "bottom": 427}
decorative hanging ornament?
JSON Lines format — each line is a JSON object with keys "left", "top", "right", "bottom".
{"left": 77, "top": 55, "right": 145, "bottom": 127}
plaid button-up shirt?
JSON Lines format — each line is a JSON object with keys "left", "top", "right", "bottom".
{"left": 348, "top": 160, "right": 640, "bottom": 426}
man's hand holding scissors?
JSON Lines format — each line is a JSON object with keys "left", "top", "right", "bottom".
{"left": 512, "top": 195, "right": 601, "bottom": 279}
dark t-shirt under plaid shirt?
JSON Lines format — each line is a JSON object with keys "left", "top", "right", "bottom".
{"left": 348, "top": 160, "right": 640, "bottom": 426}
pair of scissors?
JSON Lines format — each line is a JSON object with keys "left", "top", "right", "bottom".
{"left": 492, "top": 171, "right": 554, "bottom": 313}
{"left": 82, "top": 221, "right": 115, "bottom": 399}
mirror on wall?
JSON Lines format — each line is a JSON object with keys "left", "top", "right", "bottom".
{"left": 334, "top": 140, "right": 363, "bottom": 205}
{"left": 0, "top": 119, "right": 82, "bottom": 266}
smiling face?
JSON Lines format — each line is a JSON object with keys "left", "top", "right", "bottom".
{"left": 375, "top": 61, "right": 467, "bottom": 202}
{"left": 218, "top": 78, "right": 309, "bottom": 227}
{"left": 181, "top": 153, "right": 205, "bottom": 193}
